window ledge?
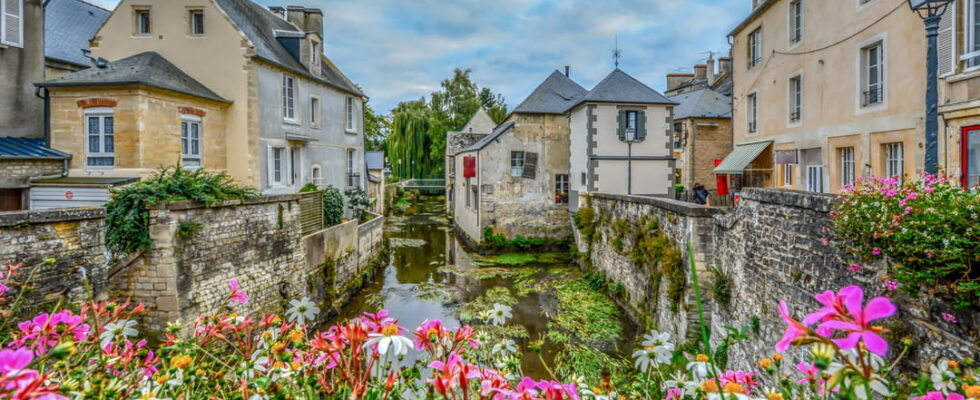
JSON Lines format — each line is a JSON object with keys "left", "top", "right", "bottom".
{"left": 283, "top": 119, "right": 301, "bottom": 126}
{"left": 945, "top": 68, "right": 980, "bottom": 84}
{"left": 345, "top": 129, "right": 358, "bottom": 135}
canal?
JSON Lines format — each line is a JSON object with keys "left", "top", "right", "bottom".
{"left": 333, "top": 196, "right": 638, "bottom": 381}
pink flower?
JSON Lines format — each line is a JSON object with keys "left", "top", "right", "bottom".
{"left": 796, "top": 361, "right": 821, "bottom": 386}
{"left": 10, "top": 311, "right": 90, "bottom": 355}
{"left": 228, "top": 279, "right": 248, "bottom": 304}
{"left": 942, "top": 313, "right": 957, "bottom": 323}
{"left": 909, "top": 392, "right": 966, "bottom": 400}
{"left": 662, "top": 387, "right": 682, "bottom": 400}
{"left": 872, "top": 248, "right": 881, "bottom": 256}
{"left": 821, "top": 238, "right": 829, "bottom": 246}
{"left": 813, "top": 286, "right": 896, "bottom": 356}
{"left": 885, "top": 281, "right": 899, "bottom": 291}
{"left": 775, "top": 301, "right": 808, "bottom": 352}
{"left": 848, "top": 263, "right": 862, "bottom": 273}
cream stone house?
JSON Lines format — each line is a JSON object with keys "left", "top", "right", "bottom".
{"left": 938, "top": 0, "right": 980, "bottom": 190}
{"left": 80, "top": 0, "right": 366, "bottom": 194}
{"left": 568, "top": 69, "right": 677, "bottom": 208}
{"left": 722, "top": 0, "right": 930, "bottom": 193}
{"left": 451, "top": 70, "right": 585, "bottom": 243}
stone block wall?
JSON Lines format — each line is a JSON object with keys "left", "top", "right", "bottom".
{"left": 0, "top": 159, "right": 64, "bottom": 186}
{"left": 0, "top": 208, "right": 107, "bottom": 305}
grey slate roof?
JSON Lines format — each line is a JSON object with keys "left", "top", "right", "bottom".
{"left": 573, "top": 69, "right": 676, "bottom": 108}
{"left": 513, "top": 71, "right": 587, "bottom": 114}
{"left": 365, "top": 151, "right": 385, "bottom": 170}
{"left": 213, "top": 0, "right": 364, "bottom": 97}
{"left": 456, "top": 122, "right": 516, "bottom": 154}
{"left": 44, "top": 0, "right": 109, "bottom": 68}
{"left": 41, "top": 52, "right": 231, "bottom": 103}
{"left": 669, "top": 89, "right": 732, "bottom": 120}
{"left": 0, "top": 137, "right": 72, "bottom": 160}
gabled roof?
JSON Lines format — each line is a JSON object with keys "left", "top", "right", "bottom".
{"left": 513, "top": 70, "right": 587, "bottom": 114}
{"left": 459, "top": 108, "right": 497, "bottom": 133}
{"left": 670, "top": 89, "right": 732, "bottom": 120}
{"left": 456, "top": 122, "right": 516, "bottom": 154}
{"left": 44, "top": 0, "right": 110, "bottom": 68}
{"left": 573, "top": 69, "right": 676, "bottom": 108}
{"left": 213, "top": 0, "right": 364, "bottom": 97}
{"left": 0, "top": 137, "right": 72, "bottom": 160}
{"left": 41, "top": 52, "right": 231, "bottom": 103}
{"left": 365, "top": 151, "right": 385, "bottom": 170}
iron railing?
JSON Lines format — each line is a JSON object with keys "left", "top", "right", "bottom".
{"left": 863, "top": 87, "right": 884, "bottom": 106}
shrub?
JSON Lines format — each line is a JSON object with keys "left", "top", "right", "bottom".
{"left": 832, "top": 174, "right": 979, "bottom": 308}
{"left": 105, "top": 167, "right": 256, "bottom": 254}
{"left": 344, "top": 187, "right": 371, "bottom": 222}
{"left": 322, "top": 186, "right": 345, "bottom": 227}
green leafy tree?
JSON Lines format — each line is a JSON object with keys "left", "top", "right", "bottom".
{"left": 363, "top": 99, "right": 390, "bottom": 151}
{"left": 479, "top": 87, "right": 508, "bottom": 123}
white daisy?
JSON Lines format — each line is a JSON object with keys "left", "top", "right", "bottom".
{"left": 492, "top": 339, "right": 517, "bottom": 355}
{"left": 485, "top": 303, "right": 513, "bottom": 326}
{"left": 364, "top": 325, "right": 413, "bottom": 356}
{"left": 686, "top": 354, "right": 711, "bottom": 379}
{"left": 640, "top": 330, "right": 674, "bottom": 364}
{"left": 100, "top": 320, "right": 139, "bottom": 348}
{"left": 930, "top": 361, "right": 957, "bottom": 393}
{"left": 286, "top": 298, "right": 320, "bottom": 325}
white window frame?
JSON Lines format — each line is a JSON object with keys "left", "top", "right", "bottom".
{"left": 788, "top": 73, "right": 803, "bottom": 125}
{"left": 134, "top": 7, "right": 151, "bottom": 36}
{"left": 884, "top": 142, "right": 904, "bottom": 178}
{"left": 1, "top": 0, "right": 24, "bottom": 48}
{"left": 624, "top": 110, "right": 639, "bottom": 141}
{"left": 345, "top": 96, "right": 356, "bottom": 133}
{"left": 511, "top": 151, "right": 525, "bottom": 177}
{"left": 346, "top": 148, "right": 358, "bottom": 187}
{"left": 806, "top": 164, "right": 824, "bottom": 193}
{"left": 746, "top": 92, "right": 758, "bottom": 135}
{"left": 310, "top": 95, "right": 320, "bottom": 128}
{"left": 310, "top": 164, "right": 322, "bottom": 186}
{"left": 282, "top": 74, "right": 297, "bottom": 123}
{"left": 311, "top": 38, "right": 322, "bottom": 71}
{"left": 555, "top": 174, "right": 570, "bottom": 204}
{"left": 840, "top": 147, "right": 855, "bottom": 187}
{"left": 856, "top": 34, "right": 887, "bottom": 113}
{"left": 269, "top": 146, "right": 287, "bottom": 186}
{"left": 782, "top": 164, "right": 793, "bottom": 187}
{"left": 180, "top": 114, "right": 202, "bottom": 169}
{"left": 748, "top": 27, "right": 763, "bottom": 69}
{"left": 85, "top": 107, "right": 115, "bottom": 170}
{"left": 965, "top": 0, "right": 980, "bottom": 71}
{"left": 789, "top": 0, "right": 803, "bottom": 46}
{"left": 189, "top": 9, "right": 204, "bottom": 36}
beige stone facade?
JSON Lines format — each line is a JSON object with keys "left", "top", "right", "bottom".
{"left": 729, "top": 0, "right": 929, "bottom": 193}
{"left": 676, "top": 117, "right": 733, "bottom": 191}
{"left": 938, "top": 0, "right": 980, "bottom": 189}
{"left": 48, "top": 85, "right": 230, "bottom": 178}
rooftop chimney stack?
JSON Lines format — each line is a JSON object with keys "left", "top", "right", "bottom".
{"left": 303, "top": 8, "right": 324, "bottom": 40}
{"left": 719, "top": 57, "right": 732, "bottom": 75}
{"left": 285, "top": 6, "right": 306, "bottom": 30}
{"left": 693, "top": 64, "right": 707, "bottom": 81}
{"left": 666, "top": 73, "right": 694, "bottom": 93}
{"left": 564, "top": 65, "right": 570, "bottom": 77}
{"left": 707, "top": 56, "right": 717, "bottom": 86}
{"left": 268, "top": 6, "right": 285, "bottom": 19}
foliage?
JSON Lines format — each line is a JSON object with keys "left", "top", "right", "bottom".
{"left": 387, "top": 69, "right": 508, "bottom": 180}
{"left": 363, "top": 97, "right": 391, "bottom": 151}
{"left": 573, "top": 207, "right": 597, "bottom": 245}
{"left": 344, "top": 187, "right": 372, "bottom": 222}
{"left": 548, "top": 278, "right": 623, "bottom": 343}
{"left": 321, "top": 186, "right": 345, "bottom": 227}
{"left": 105, "top": 167, "right": 256, "bottom": 254}
{"left": 175, "top": 221, "right": 202, "bottom": 240}
{"left": 831, "top": 174, "right": 979, "bottom": 308}
{"left": 470, "top": 252, "right": 566, "bottom": 266}
{"left": 707, "top": 265, "right": 733, "bottom": 306}
{"left": 479, "top": 87, "right": 508, "bottom": 123}
{"left": 481, "top": 227, "right": 571, "bottom": 252}
{"left": 299, "top": 182, "right": 319, "bottom": 193}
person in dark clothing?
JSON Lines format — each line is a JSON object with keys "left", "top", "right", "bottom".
{"left": 693, "top": 183, "right": 709, "bottom": 205}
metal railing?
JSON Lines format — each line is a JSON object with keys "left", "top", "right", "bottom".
{"left": 402, "top": 179, "right": 446, "bottom": 190}
{"left": 863, "top": 87, "right": 884, "bottom": 106}
{"left": 347, "top": 173, "right": 361, "bottom": 188}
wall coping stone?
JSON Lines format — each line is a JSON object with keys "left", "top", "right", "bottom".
{"left": 591, "top": 192, "right": 725, "bottom": 217}
{"left": 357, "top": 212, "right": 385, "bottom": 232}
{"left": 150, "top": 194, "right": 304, "bottom": 211}
{"left": 740, "top": 188, "right": 835, "bottom": 212}
{"left": 0, "top": 207, "right": 105, "bottom": 227}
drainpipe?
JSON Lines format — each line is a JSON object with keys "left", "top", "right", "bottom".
{"left": 34, "top": 85, "right": 50, "bottom": 146}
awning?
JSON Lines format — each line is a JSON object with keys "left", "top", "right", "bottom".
{"left": 714, "top": 141, "right": 772, "bottom": 175}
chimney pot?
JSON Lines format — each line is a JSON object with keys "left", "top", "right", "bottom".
{"left": 564, "top": 65, "right": 570, "bottom": 77}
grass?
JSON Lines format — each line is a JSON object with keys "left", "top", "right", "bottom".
{"left": 470, "top": 252, "right": 567, "bottom": 267}
{"left": 547, "top": 278, "right": 623, "bottom": 344}
{"left": 554, "top": 344, "right": 631, "bottom": 387}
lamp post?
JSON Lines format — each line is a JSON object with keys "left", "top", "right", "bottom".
{"left": 908, "top": 0, "right": 953, "bottom": 175}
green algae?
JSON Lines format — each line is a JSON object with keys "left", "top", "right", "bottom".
{"left": 470, "top": 252, "right": 566, "bottom": 267}
{"left": 547, "top": 278, "right": 623, "bottom": 343}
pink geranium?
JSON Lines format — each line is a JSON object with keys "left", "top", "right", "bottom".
{"left": 0, "top": 348, "right": 66, "bottom": 399}
{"left": 775, "top": 301, "right": 808, "bottom": 352}
{"left": 10, "top": 311, "right": 90, "bottom": 355}
{"left": 909, "top": 392, "right": 966, "bottom": 400}
{"left": 228, "top": 279, "right": 248, "bottom": 304}
{"left": 811, "top": 286, "right": 896, "bottom": 355}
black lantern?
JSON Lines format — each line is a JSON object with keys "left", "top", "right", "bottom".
{"left": 908, "top": 0, "right": 954, "bottom": 18}
{"left": 909, "top": 0, "right": 954, "bottom": 174}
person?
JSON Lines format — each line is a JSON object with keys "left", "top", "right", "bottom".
{"left": 693, "top": 183, "right": 709, "bottom": 205}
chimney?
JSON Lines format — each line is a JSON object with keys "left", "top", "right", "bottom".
{"left": 707, "top": 55, "right": 717, "bottom": 86}
{"left": 285, "top": 6, "right": 306, "bottom": 30}
{"left": 268, "top": 6, "right": 285, "bottom": 19}
{"left": 666, "top": 73, "right": 695, "bottom": 93}
{"left": 303, "top": 8, "right": 324, "bottom": 40}
{"left": 719, "top": 57, "right": 732, "bottom": 75}
{"left": 564, "top": 65, "right": 570, "bottom": 77}
{"left": 693, "top": 64, "right": 707, "bottom": 81}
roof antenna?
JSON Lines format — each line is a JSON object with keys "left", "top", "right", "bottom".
{"left": 612, "top": 36, "right": 622, "bottom": 68}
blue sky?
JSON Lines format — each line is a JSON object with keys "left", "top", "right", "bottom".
{"left": 88, "top": 0, "right": 749, "bottom": 114}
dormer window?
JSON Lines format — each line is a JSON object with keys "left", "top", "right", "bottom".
{"left": 310, "top": 38, "right": 321, "bottom": 72}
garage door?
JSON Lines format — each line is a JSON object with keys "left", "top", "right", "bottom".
{"left": 30, "top": 187, "right": 109, "bottom": 210}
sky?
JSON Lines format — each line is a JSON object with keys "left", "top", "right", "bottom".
{"left": 86, "top": 0, "right": 749, "bottom": 114}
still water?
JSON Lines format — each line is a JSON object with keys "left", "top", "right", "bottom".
{"left": 332, "top": 196, "right": 638, "bottom": 379}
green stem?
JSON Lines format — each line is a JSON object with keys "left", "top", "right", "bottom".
{"left": 688, "top": 240, "right": 727, "bottom": 400}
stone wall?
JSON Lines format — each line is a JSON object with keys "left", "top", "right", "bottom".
{"left": 0, "top": 159, "right": 64, "bottom": 187}
{"left": 577, "top": 188, "right": 977, "bottom": 372}
{"left": 0, "top": 208, "right": 108, "bottom": 305}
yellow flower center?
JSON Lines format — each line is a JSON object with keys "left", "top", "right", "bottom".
{"left": 696, "top": 354, "right": 709, "bottom": 363}
{"left": 724, "top": 382, "right": 746, "bottom": 394}
{"left": 644, "top": 345, "right": 657, "bottom": 351}
{"left": 272, "top": 342, "right": 287, "bottom": 354}
{"left": 759, "top": 358, "right": 773, "bottom": 368}
{"left": 426, "top": 328, "right": 439, "bottom": 337}
{"left": 288, "top": 328, "right": 305, "bottom": 342}
{"left": 171, "top": 354, "right": 193, "bottom": 370}
{"left": 700, "top": 380, "right": 719, "bottom": 393}
{"left": 772, "top": 353, "right": 783, "bottom": 362}
{"left": 948, "top": 360, "right": 960, "bottom": 369}
{"left": 768, "top": 393, "right": 785, "bottom": 400}
{"left": 382, "top": 325, "right": 401, "bottom": 336}
{"left": 963, "top": 384, "right": 980, "bottom": 398}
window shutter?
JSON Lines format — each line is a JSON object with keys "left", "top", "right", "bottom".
{"left": 636, "top": 111, "right": 647, "bottom": 141}
{"left": 2, "top": 0, "right": 23, "bottom": 47}
{"left": 522, "top": 152, "right": 538, "bottom": 179}
{"left": 617, "top": 109, "right": 626, "bottom": 141}
{"left": 938, "top": 2, "right": 954, "bottom": 76}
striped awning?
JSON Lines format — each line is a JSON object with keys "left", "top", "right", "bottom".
{"left": 714, "top": 141, "right": 772, "bottom": 175}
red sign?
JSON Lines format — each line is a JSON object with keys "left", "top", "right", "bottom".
{"left": 714, "top": 158, "right": 729, "bottom": 195}
{"left": 65, "top": 191, "right": 74, "bottom": 200}
{"left": 463, "top": 156, "right": 476, "bottom": 178}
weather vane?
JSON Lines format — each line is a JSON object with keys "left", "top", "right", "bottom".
{"left": 613, "top": 36, "right": 622, "bottom": 68}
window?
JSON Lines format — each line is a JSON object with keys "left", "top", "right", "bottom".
{"left": 625, "top": 110, "right": 639, "bottom": 141}
{"left": 511, "top": 151, "right": 525, "bottom": 177}
{"left": 964, "top": 127, "right": 980, "bottom": 188}
{"left": 673, "top": 122, "right": 683, "bottom": 149}
{"left": 884, "top": 142, "right": 904, "bottom": 178}
{"left": 782, "top": 164, "right": 793, "bottom": 187}
{"left": 311, "top": 39, "right": 321, "bottom": 71}
{"left": 1, "top": 0, "right": 23, "bottom": 47}
{"left": 86, "top": 110, "right": 114, "bottom": 168}
{"left": 290, "top": 147, "right": 299, "bottom": 185}
{"left": 270, "top": 147, "right": 285, "bottom": 185}
{"left": 181, "top": 116, "right": 202, "bottom": 168}
{"left": 282, "top": 75, "right": 296, "bottom": 122}
{"left": 347, "top": 149, "right": 359, "bottom": 187}
{"left": 345, "top": 96, "right": 355, "bottom": 132}
{"left": 555, "top": 174, "right": 570, "bottom": 204}
{"left": 581, "top": 172, "right": 587, "bottom": 186}
{"left": 789, "top": 0, "right": 803, "bottom": 44}
{"left": 747, "top": 93, "right": 758, "bottom": 133}
{"left": 862, "top": 42, "right": 884, "bottom": 106}
{"left": 840, "top": 147, "right": 855, "bottom": 188}
{"left": 310, "top": 96, "right": 320, "bottom": 127}
{"left": 748, "top": 27, "right": 762, "bottom": 68}
{"left": 806, "top": 165, "right": 824, "bottom": 192}
{"left": 135, "top": 8, "right": 151, "bottom": 36}
{"left": 465, "top": 178, "right": 471, "bottom": 208}
{"left": 189, "top": 9, "right": 204, "bottom": 35}
{"left": 311, "top": 165, "right": 322, "bottom": 186}
{"left": 967, "top": 0, "right": 980, "bottom": 68}
{"left": 789, "top": 75, "right": 802, "bottom": 123}
{"left": 472, "top": 184, "right": 479, "bottom": 211}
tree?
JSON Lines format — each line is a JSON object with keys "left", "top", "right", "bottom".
{"left": 479, "top": 87, "right": 508, "bottom": 124}
{"left": 363, "top": 99, "right": 390, "bottom": 151}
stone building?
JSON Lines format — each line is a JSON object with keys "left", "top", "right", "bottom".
{"left": 0, "top": 138, "right": 71, "bottom": 211}
{"left": 0, "top": 0, "right": 44, "bottom": 139}
{"left": 723, "top": 0, "right": 938, "bottom": 194}
{"left": 451, "top": 70, "right": 585, "bottom": 242}
{"left": 568, "top": 69, "right": 677, "bottom": 208}
{"left": 664, "top": 54, "right": 734, "bottom": 97}
{"left": 938, "top": 0, "right": 980, "bottom": 190}
{"left": 85, "top": 0, "right": 366, "bottom": 194}
{"left": 365, "top": 151, "right": 386, "bottom": 214}
{"left": 446, "top": 108, "right": 496, "bottom": 215}
{"left": 43, "top": 0, "right": 109, "bottom": 79}
{"left": 669, "top": 88, "right": 732, "bottom": 193}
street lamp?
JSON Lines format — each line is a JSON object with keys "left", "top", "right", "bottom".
{"left": 908, "top": 0, "right": 953, "bottom": 175}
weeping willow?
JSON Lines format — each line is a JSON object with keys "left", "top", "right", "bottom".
{"left": 388, "top": 100, "right": 448, "bottom": 180}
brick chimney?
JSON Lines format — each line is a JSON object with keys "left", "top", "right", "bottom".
{"left": 666, "top": 74, "right": 694, "bottom": 92}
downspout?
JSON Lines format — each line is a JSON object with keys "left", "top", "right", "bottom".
{"left": 726, "top": 34, "right": 739, "bottom": 190}
{"left": 34, "top": 85, "right": 49, "bottom": 146}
